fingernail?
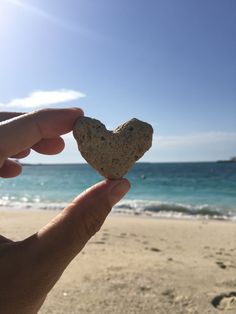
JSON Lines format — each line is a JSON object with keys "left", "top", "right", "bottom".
{"left": 109, "top": 179, "right": 130, "bottom": 207}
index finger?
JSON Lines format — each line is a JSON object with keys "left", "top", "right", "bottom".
{"left": 0, "top": 112, "right": 23, "bottom": 122}
{"left": 0, "top": 108, "right": 83, "bottom": 159}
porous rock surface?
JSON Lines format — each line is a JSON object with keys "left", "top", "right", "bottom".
{"left": 73, "top": 117, "right": 153, "bottom": 179}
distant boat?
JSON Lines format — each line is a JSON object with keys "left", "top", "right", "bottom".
{"left": 217, "top": 157, "right": 236, "bottom": 163}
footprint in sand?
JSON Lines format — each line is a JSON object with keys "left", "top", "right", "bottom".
{"left": 216, "top": 261, "right": 227, "bottom": 269}
{"left": 91, "top": 241, "right": 105, "bottom": 244}
{"left": 118, "top": 232, "right": 127, "bottom": 238}
{"left": 150, "top": 247, "right": 161, "bottom": 252}
{"left": 211, "top": 292, "right": 236, "bottom": 311}
{"left": 100, "top": 231, "right": 110, "bottom": 241}
{"left": 216, "top": 260, "right": 236, "bottom": 270}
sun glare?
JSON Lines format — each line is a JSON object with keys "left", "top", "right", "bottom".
{"left": 0, "top": 0, "right": 15, "bottom": 32}
{"left": 0, "top": 2, "right": 7, "bottom": 27}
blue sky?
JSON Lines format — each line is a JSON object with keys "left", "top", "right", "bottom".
{"left": 0, "top": 0, "right": 235, "bottom": 163}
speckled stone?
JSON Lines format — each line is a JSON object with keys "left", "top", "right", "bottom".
{"left": 73, "top": 117, "right": 153, "bottom": 179}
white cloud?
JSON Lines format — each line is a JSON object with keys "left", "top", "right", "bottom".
{"left": 0, "top": 89, "right": 85, "bottom": 109}
{"left": 147, "top": 131, "right": 236, "bottom": 161}
{"left": 154, "top": 131, "right": 236, "bottom": 149}
{"left": 22, "top": 130, "right": 236, "bottom": 164}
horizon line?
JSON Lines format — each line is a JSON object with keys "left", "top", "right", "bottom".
{"left": 20, "top": 160, "right": 224, "bottom": 166}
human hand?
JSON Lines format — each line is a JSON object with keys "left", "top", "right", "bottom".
{"left": 0, "top": 108, "right": 130, "bottom": 314}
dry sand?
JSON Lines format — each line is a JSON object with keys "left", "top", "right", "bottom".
{"left": 0, "top": 209, "right": 236, "bottom": 314}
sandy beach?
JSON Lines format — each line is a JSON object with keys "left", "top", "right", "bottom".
{"left": 0, "top": 209, "right": 236, "bottom": 314}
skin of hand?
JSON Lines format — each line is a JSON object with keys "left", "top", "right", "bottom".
{"left": 0, "top": 108, "right": 130, "bottom": 314}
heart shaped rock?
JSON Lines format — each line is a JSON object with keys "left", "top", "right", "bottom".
{"left": 73, "top": 117, "right": 153, "bottom": 179}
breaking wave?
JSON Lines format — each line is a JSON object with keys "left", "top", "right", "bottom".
{"left": 0, "top": 197, "right": 235, "bottom": 221}
{"left": 114, "top": 200, "right": 236, "bottom": 221}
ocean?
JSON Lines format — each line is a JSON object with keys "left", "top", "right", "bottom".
{"left": 0, "top": 162, "right": 236, "bottom": 220}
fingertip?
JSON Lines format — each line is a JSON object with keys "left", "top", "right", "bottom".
{"left": 71, "top": 107, "right": 84, "bottom": 116}
{"left": 0, "top": 159, "right": 22, "bottom": 178}
{"left": 33, "top": 137, "right": 65, "bottom": 155}
{"left": 103, "top": 178, "right": 131, "bottom": 190}
{"left": 108, "top": 178, "right": 131, "bottom": 207}
{"left": 72, "top": 178, "right": 131, "bottom": 208}
{"left": 11, "top": 148, "right": 31, "bottom": 159}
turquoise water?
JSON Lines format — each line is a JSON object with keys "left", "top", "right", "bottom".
{"left": 0, "top": 162, "right": 236, "bottom": 220}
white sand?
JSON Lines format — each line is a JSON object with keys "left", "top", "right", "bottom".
{"left": 0, "top": 209, "right": 236, "bottom": 313}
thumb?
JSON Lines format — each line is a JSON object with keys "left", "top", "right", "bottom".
{"left": 26, "top": 179, "right": 130, "bottom": 280}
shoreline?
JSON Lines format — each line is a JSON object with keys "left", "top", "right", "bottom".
{"left": 1, "top": 205, "right": 236, "bottom": 223}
